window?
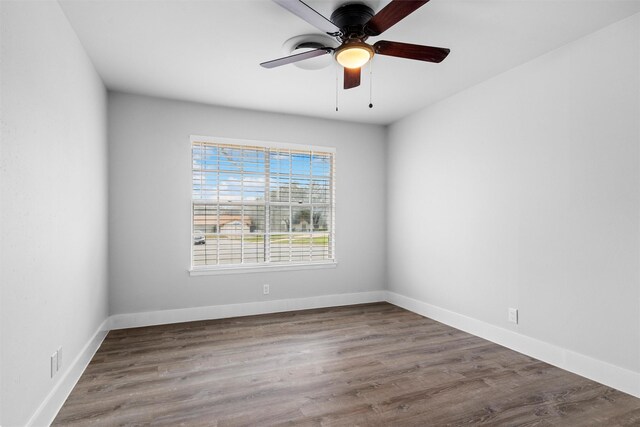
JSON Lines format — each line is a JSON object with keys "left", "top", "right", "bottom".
{"left": 191, "top": 136, "right": 335, "bottom": 272}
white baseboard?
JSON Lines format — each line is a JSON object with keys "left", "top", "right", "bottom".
{"left": 27, "top": 319, "right": 109, "bottom": 427}
{"left": 108, "top": 290, "right": 387, "bottom": 330}
{"left": 27, "top": 289, "right": 639, "bottom": 427}
{"left": 385, "top": 290, "right": 640, "bottom": 398}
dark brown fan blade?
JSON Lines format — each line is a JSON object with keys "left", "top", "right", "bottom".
{"left": 365, "top": 0, "right": 429, "bottom": 36}
{"left": 374, "top": 40, "right": 450, "bottom": 63}
{"left": 272, "top": 0, "right": 341, "bottom": 35}
{"left": 260, "top": 48, "right": 332, "bottom": 69}
{"left": 344, "top": 67, "right": 361, "bottom": 89}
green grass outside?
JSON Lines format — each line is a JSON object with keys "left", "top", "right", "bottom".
{"left": 290, "top": 236, "right": 329, "bottom": 245}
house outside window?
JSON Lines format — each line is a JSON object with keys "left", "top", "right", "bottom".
{"left": 191, "top": 136, "right": 336, "bottom": 273}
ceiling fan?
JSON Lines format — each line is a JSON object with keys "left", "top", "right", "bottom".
{"left": 260, "top": 0, "right": 450, "bottom": 90}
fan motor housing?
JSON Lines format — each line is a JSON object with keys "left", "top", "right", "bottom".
{"left": 330, "top": 3, "right": 374, "bottom": 40}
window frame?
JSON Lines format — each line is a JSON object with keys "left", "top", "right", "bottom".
{"left": 188, "top": 135, "right": 337, "bottom": 276}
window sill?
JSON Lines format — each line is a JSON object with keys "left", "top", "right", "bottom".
{"left": 188, "top": 261, "right": 337, "bottom": 276}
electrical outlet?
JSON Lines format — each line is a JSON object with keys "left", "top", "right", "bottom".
{"left": 263, "top": 284, "right": 270, "bottom": 295}
{"left": 508, "top": 308, "right": 519, "bottom": 324}
{"left": 57, "top": 347, "right": 62, "bottom": 371}
{"left": 50, "top": 352, "right": 58, "bottom": 378}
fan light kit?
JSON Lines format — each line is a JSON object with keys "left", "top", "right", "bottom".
{"left": 261, "top": 0, "right": 450, "bottom": 95}
{"left": 335, "top": 41, "right": 374, "bottom": 69}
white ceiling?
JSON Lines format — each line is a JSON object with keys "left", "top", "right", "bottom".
{"left": 59, "top": 0, "right": 640, "bottom": 125}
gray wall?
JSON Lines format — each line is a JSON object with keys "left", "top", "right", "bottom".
{"left": 107, "top": 93, "right": 386, "bottom": 315}
{"left": 387, "top": 13, "right": 640, "bottom": 372}
{"left": 0, "top": 1, "right": 109, "bottom": 425}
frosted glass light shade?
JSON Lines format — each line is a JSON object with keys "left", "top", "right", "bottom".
{"left": 335, "top": 43, "right": 374, "bottom": 69}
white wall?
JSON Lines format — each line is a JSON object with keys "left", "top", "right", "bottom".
{"left": 387, "top": 13, "right": 640, "bottom": 373}
{"left": 108, "top": 93, "right": 386, "bottom": 315}
{"left": 0, "top": 1, "right": 109, "bottom": 425}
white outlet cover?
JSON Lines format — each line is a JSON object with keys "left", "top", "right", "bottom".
{"left": 508, "top": 308, "right": 519, "bottom": 324}
{"left": 51, "top": 352, "right": 58, "bottom": 378}
{"left": 263, "top": 284, "right": 270, "bottom": 295}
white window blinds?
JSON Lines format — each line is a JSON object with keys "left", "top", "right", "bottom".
{"left": 192, "top": 139, "right": 335, "bottom": 268}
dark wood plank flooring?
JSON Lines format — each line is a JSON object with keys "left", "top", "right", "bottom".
{"left": 53, "top": 303, "right": 640, "bottom": 426}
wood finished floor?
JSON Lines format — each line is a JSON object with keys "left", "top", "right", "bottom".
{"left": 53, "top": 303, "right": 640, "bottom": 426}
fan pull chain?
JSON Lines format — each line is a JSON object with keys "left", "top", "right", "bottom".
{"left": 369, "top": 59, "right": 374, "bottom": 109}
{"left": 335, "top": 66, "right": 339, "bottom": 112}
